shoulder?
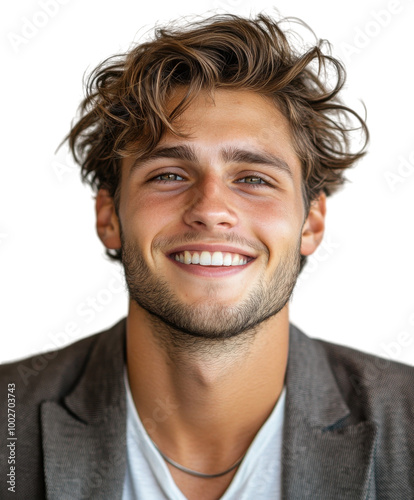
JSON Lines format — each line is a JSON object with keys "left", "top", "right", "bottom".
{"left": 315, "top": 335, "right": 413, "bottom": 392}
{"left": 296, "top": 326, "right": 414, "bottom": 420}
{"left": 0, "top": 332, "right": 96, "bottom": 403}
{"left": 0, "top": 318, "right": 126, "bottom": 403}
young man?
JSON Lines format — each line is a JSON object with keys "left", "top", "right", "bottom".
{"left": 1, "top": 13, "right": 413, "bottom": 500}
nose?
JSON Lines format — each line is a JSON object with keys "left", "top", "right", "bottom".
{"left": 182, "top": 175, "right": 238, "bottom": 231}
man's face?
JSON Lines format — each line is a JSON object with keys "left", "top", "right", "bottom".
{"left": 116, "top": 89, "right": 314, "bottom": 339}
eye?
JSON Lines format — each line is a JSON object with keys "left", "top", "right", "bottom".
{"left": 150, "top": 172, "right": 185, "bottom": 183}
{"left": 236, "top": 175, "right": 269, "bottom": 187}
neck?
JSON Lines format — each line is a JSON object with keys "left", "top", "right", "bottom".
{"left": 126, "top": 300, "right": 289, "bottom": 472}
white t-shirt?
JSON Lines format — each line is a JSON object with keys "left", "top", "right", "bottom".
{"left": 122, "top": 370, "right": 285, "bottom": 500}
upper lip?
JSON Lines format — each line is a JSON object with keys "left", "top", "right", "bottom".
{"left": 167, "top": 244, "right": 257, "bottom": 259}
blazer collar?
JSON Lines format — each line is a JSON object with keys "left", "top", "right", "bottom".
{"left": 41, "top": 317, "right": 128, "bottom": 500}
{"left": 282, "top": 324, "right": 377, "bottom": 499}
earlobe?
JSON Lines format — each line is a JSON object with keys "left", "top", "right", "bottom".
{"left": 95, "top": 189, "right": 122, "bottom": 250}
{"left": 300, "top": 192, "right": 326, "bottom": 256}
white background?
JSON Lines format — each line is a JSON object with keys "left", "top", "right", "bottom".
{"left": 1, "top": 0, "right": 413, "bottom": 365}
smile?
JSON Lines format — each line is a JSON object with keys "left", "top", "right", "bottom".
{"left": 171, "top": 250, "right": 250, "bottom": 267}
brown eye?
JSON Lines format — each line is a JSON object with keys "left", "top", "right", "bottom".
{"left": 152, "top": 173, "right": 184, "bottom": 182}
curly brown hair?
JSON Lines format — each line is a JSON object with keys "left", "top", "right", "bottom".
{"left": 66, "top": 13, "right": 368, "bottom": 262}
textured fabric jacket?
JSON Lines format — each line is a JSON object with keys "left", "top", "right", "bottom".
{"left": 0, "top": 317, "right": 413, "bottom": 499}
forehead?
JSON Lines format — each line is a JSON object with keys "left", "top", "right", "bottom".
{"left": 158, "top": 88, "right": 302, "bottom": 179}
{"left": 168, "top": 88, "right": 293, "bottom": 141}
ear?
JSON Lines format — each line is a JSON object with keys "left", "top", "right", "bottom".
{"left": 300, "top": 192, "right": 326, "bottom": 256}
{"left": 95, "top": 188, "right": 122, "bottom": 250}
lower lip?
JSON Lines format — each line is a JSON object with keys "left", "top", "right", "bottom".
{"left": 168, "top": 256, "right": 255, "bottom": 277}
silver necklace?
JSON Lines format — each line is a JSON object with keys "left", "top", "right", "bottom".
{"left": 152, "top": 441, "right": 246, "bottom": 478}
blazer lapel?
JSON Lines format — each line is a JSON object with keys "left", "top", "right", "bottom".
{"left": 40, "top": 319, "right": 128, "bottom": 500}
{"left": 282, "top": 325, "right": 378, "bottom": 500}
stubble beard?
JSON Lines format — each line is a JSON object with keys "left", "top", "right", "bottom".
{"left": 120, "top": 228, "right": 302, "bottom": 357}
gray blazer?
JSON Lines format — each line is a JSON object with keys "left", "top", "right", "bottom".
{"left": 1, "top": 318, "right": 413, "bottom": 499}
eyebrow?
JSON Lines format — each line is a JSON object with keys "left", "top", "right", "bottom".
{"left": 128, "top": 144, "right": 293, "bottom": 179}
{"left": 222, "top": 146, "right": 293, "bottom": 179}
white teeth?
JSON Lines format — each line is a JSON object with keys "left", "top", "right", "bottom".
{"left": 232, "top": 254, "right": 240, "bottom": 265}
{"left": 184, "top": 250, "right": 192, "bottom": 264}
{"left": 199, "top": 251, "right": 212, "bottom": 266}
{"left": 211, "top": 252, "right": 223, "bottom": 266}
{"left": 172, "top": 250, "right": 250, "bottom": 267}
{"left": 223, "top": 253, "right": 232, "bottom": 266}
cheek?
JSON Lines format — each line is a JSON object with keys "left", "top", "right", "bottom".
{"left": 251, "top": 200, "right": 302, "bottom": 259}
{"left": 252, "top": 195, "right": 300, "bottom": 231}
{"left": 121, "top": 192, "right": 178, "bottom": 247}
